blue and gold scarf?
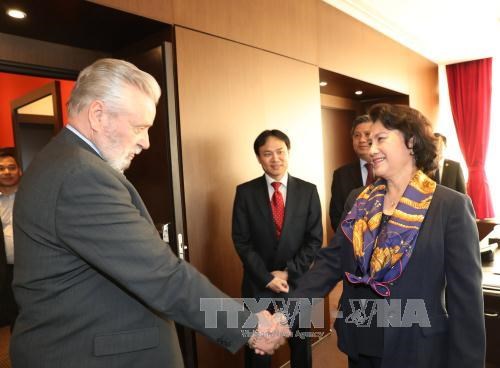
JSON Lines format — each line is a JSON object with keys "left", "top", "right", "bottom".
{"left": 341, "top": 170, "right": 436, "bottom": 297}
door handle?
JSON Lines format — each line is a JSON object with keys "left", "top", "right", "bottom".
{"left": 162, "top": 223, "right": 170, "bottom": 243}
{"left": 485, "top": 311, "right": 499, "bottom": 318}
{"left": 177, "top": 233, "right": 188, "bottom": 260}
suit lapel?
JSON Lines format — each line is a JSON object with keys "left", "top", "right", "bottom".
{"left": 278, "top": 175, "right": 298, "bottom": 246}
{"left": 441, "top": 160, "right": 451, "bottom": 186}
{"left": 351, "top": 162, "right": 363, "bottom": 187}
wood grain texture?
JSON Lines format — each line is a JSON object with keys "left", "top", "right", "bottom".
{"left": 88, "top": 0, "right": 173, "bottom": 23}
{"left": 173, "top": 0, "right": 318, "bottom": 64}
{"left": 317, "top": 1, "right": 438, "bottom": 122}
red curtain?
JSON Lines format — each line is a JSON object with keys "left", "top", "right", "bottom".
{"left": 446, "top": 57, "right": 494, "bottom": 218}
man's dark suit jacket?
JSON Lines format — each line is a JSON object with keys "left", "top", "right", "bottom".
{"left": 0, "top": 220, "right": 6, "bottom": 295}
{"left": 437, "top": 159, "right": 466, "bottom": 194}
{"left": 293, "top": 185, "right": 485, "bottom": 368}
{"left": 11, "top": 128, "right": 251, "bottom": 368}
{"left": 232, "top": 175, "right": 322, "bottom": 300}
{"left": 329, "top": 161, "right": 363, "bottom": 231}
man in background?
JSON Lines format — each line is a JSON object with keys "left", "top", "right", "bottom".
{"left": 433, "top": 133, "right": 466, "bottom": 194}
{"left": 329, "top": 115, "right": 373, "bottom": 231}
{"left": 0, "top": 149, "right": 21, "bottom": 329}
{"left": 232, "top": 129, "right": 323, "bottom": 368}
{"left": 11, "top": 58, "right": 287, "bottom": 368}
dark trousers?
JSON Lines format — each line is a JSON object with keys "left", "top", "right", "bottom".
{"left": 348, "top": 355, "right": 382, "bottom": 368}
{"left": 0, "top": 264, "right": 18, "bottom": 329}
{"left": 244, "top": 332, "right": 311, "bottom": 368}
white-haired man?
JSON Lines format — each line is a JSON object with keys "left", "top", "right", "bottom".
{"left": 11, "top": 58, "right": 288, "bottom": 367}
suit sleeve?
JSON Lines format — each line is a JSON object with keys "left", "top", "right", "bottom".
{"left": 55, "top": 164, "right": 252, "bottom": 353}
{"left": 289, "top": 232, "right": 343, "bottom": 300}
{"left": 290, "top": 189, "right": 357, "bottom": 299}
{"left": 329, "top": 170, "right": 343, "bottom": 231}
{"left": 232, "top": 186, "right": 274, "bottom": 288}
{"left": 444, "top": 194, "right": 485, "bottom": 367}
{"left": 286, "top": 186, "right": 323, "bottom": 281}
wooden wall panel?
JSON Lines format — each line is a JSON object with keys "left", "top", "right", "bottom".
{"left": 88, "top": 0, "right": 174, "bottom": 23}
{"left": 175, "top": 26, "right": 324, "bottom": 367}
{"left": 407, "top": 60, "right": 440, "bottom": 126}
{"left": 173, "top": 0, "right": 318, "bottom": 64}
{"left": 317, "top": 2, "right": 438, "bottom": 122}
{"left": 0, "top": 33, "right": 106, "bottom": 72}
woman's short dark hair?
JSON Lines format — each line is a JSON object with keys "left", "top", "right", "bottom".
{"left": 253, "top": 130, "right": 290, "bottom": 156}
{"left": 368, "top": 104, "right": 437, "bottom": 174}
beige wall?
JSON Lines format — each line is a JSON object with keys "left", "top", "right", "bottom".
{"left": 175, "top": 26, "right": 324, "bottom": 366}
{"left": 88, "top": 0, "right": 174, "bottom": 23}
{"left": 173, "top": 0, "right": 318, "bottom": 64}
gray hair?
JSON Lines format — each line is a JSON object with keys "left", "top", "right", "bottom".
{"left": 67, "top": 58, "right": 161, "bottom": 118}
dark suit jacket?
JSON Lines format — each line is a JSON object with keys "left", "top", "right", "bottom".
{"left": 11, "top": 129, "right": 251, "bottom": 368}
{"left": 329, "top": 161, "right": 363, "bottom": 231}
{"left": 0, "top": 218, "right": 6, "bottom": 294}
{"left": 293, "top": 185, "right": 485, "bottom": 368}
{"left": 438, "top": 159, "right": 466, "bottom": 194}
{"left": 232, "top": 175, "right": 322, "bottom": 300}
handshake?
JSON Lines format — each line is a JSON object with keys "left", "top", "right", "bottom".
{"left": 248, "top": 310, "right": 292, "bottom": 355}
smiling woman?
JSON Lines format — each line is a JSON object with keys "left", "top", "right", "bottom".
{"left": 290, "top": 103, "right": 486, "bottom": 368}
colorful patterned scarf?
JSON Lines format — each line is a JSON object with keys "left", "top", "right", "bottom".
{"left": 341, "top": 170, "right": 436, "bottom": 297}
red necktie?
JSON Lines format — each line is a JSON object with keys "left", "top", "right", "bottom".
{"left": 271, "top": 182, "right": 285, "bottom": 238}
{"left": 365, "top": 163, "right": 374, "bottom": 185}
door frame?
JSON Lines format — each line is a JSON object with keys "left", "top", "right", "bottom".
{"left": 11, "top": 81, "right": 63, "bottom": 169}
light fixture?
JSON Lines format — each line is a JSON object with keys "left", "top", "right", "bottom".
{"left": 319, "top": 81, "right": 328, "bottom": 87}
{"left": 355, "top": 90, "right": 363, "bottom": 95}
{"left": 7, "top": 8, "right": 27, "bottom": 19}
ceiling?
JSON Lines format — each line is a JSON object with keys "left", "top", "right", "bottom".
{"left": 324, "top": 0, "right": 500, "bottom": 64}
{"left": 319, "top": 68, "right": 407, "bottom": 100}
{"left": 0, "top": 0, "right": 169, "bottom": 52}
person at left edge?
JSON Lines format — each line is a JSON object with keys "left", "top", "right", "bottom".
{"left": 0, "top": 149, "right": 21, "bottom": 330}
{"left": 10, "top": 58, "right": 288, "bottom": 368}
{"left": 232, "top": 129, "right": 323, "bottom": 368}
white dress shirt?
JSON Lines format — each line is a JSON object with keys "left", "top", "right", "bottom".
{"left": 0, "top": 191, "right": 15, "bottom": 264}
{"left": 265, "top": 173, "right": 288, "bottom": 205}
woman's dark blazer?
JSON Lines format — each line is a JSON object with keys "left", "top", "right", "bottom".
{"left": 292, "top": 184, "right": 485, "bottom": 368}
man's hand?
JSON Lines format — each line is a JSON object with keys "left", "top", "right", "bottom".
{"left": 249, "top": 311, "right": 291, "bottom": 355}
{"left": 266, "top": 277, "right": 289, "bottom": 293}
{"left": 271, "top": 270, "right": 288, "bottom": 281}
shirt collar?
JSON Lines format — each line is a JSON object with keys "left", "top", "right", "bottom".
{"left": 0, "top": 189, "right": 17, "bottom": 197}
{"left": 265, "top": 172, "right": 288, "bottom": 187}
{"left": 66, "top": 124, "right": 102, "bottom": 157}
